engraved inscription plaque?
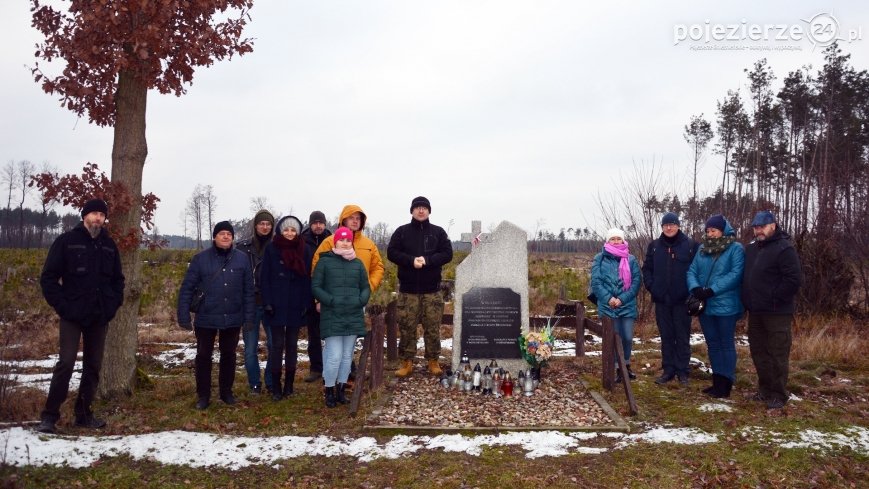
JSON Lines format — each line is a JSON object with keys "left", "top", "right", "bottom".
{"left": 460, "top": 287, "right": 521, "bottom": 358}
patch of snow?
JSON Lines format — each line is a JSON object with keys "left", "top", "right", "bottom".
{"left": 779, "top": 427, "right": 869, "bottom": 454}
{"left": 698, "top": 403, "right": 733, "bottom": 413}
{"left": 789, "top": 393, "right": 802, "bottom": 402}
{"left": 689, "top": 357, "right": 710, "bottom": 373}
{"left": 615, "top": 427, "right": 718, "bottom": 449}
{"left": 9, "top": 422, "right": 859, "bottom": 469}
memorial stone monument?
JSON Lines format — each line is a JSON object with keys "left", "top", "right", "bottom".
{"left": 452, "top": 221, "right": 529, "bottom": 373}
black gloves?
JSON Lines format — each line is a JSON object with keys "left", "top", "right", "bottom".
{"left": 691, "top": 287, "right": 714, "bottom": 300}
{"left": 264, "top": 304, "right": 275, "bottom": 317}
{"left": 243, "top": 322, "right": 255, "bottom": 333}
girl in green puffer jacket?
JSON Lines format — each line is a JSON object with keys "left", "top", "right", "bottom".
{"left": 311, "top": 226, "right": 370, "bottom": 408}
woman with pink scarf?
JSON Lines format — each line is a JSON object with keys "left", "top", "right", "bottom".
{"left": 590, "top": 228, "right": 643, "bottom": 382}
{"left": 311, "top": 227, "right": 370, "bottom": 408}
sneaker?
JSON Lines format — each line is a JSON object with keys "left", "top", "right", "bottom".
{"left": 614, "top": 370, "right": 623, "bottom": 383}
{"left": 766, "top": 397, "right": 786, "bottom": 409}
{"left": 655, "top": 373, "right": 675, "bottom": 385}
{"left": 74, "top": 415, "right": 106, "bottom": 429}
{"left": 36, "top": 419, "right": 57, "bottom": 434}
{"left": 626, "top": 366, "right": 637, "bottom": 380}
{"left": 677, "top": 374, "right": 690, "bottom": 386}
{"left": 250, "top": 385, "right": 262, "bottom": 395}
{"left": 304, "top": 372, "right": 322, "bottom": 383}
{"left": 195, "top": 398, "right": 210, "bottom": 410}
{"left": 220, "top": 394, "right": 236, "bottom": 406}
{"left": 271, "top": 392, "right": 283, "bottom": 402}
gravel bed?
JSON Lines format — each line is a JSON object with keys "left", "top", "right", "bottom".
{"left": 367, "top": 360, "right": 615, "bottom": 429}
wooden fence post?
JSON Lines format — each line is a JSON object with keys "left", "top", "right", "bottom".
{"left": 386, "top": 300, "right": 397, "bottom": 361}
{"left": 575, "top": 302, "right": 586, "bottom": 357}
{"left": 601, "top": 316, "right": 615, "bottom": 390}
{"left": 370, "top": 311, "right": 385, "bottom": 389}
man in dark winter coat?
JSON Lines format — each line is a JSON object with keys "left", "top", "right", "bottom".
{"left": 237, "top": 210, "right": 275, "bottom": 394}
{"left": 178, "top": 221, "right": 255, "bottom": 410}
{"left": 300, "top": 210, "right": 332, "bottom": 382}
{"left": 742, "top": 211, "right": 803, "bottom": 410}
{"left": 642, "top": 212, "right": 699, "bottom": 386}
{"left": 37, "top": 199, "right": 125, "bottom": 434}
{"left": 387, "top": 196, "right": 453, "bottom": 377}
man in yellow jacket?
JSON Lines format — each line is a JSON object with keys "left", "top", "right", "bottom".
{"left": 311, "top": 204, "right": 384, "bottom": 293}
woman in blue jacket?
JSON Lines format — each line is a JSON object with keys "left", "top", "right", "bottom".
{"left": 591, "top": 228, "right": 642, "bottom": 382}
{"left": 260, "top": 215, "right": 313, "bottom": 401}
{"left": 177, "top": 221, "right": 254, "bottom": 410}
{"left": 687, "top": 214, "right": 744, "bottom": 398}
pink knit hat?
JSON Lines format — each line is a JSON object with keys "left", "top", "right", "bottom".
{"left": 334, "top": 226, "right": 353, "bottom": 242}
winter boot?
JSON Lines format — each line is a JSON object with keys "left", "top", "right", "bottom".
{"left": 702, "top": 376, "right": 718, "bottom": 395}
{"left": 704, "top": 374, "right": 726, "bottom": 397}
{"left": 335, "top": 383, "right": 350, "bottom": 405}
{"left": 626, "top": 364, "right": 637, "bottom": 380}
{"left": 395, "top": 359, "right": 413, "bottom": 378}
{"left": 427, "top": 359, "right": 443, "bottom": 376}
{"left": 36, "top": 418, "right": 57, "bottom": 434}
{"left": 283, "top": 371, "right": 295, "bottom": 397}
{"left": 324, "top": 386, "right": 337, "bottom": 408}
{"left": 710, "top": 375, "right": 732, "bottom": 398}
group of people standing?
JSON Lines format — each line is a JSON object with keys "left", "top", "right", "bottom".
{"left": 175, "top": 196, "right": 451, "bottom": 410}
{"left": 33, "top": 196, "right": 803, "bottom": 434}
{"left": 591, "top": 210, "right": 803, "bottom": 409}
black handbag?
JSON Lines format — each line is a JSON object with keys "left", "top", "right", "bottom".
{"left": 686, "top": 254, "right": 720, "bottom": 317}
{"left": 189, "top": 289, "right": 207, "bottom": 313}
{"left": 188, "top": 254, "right": 232, "bottom": 314}
{"left": 685, "top": 294, "right": 705, "bottom": 316}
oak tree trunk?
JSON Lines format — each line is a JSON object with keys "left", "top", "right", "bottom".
{"left": 100, "top": 70, "right": 148, "bottom": 398}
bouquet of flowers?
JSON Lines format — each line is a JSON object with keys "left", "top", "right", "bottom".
{"left": 518, "top": 320, "right": 554, "bottom": 368}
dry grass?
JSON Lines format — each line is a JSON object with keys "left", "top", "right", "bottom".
{"left": 791, "top": 314, "right": 867, "bottom": 368}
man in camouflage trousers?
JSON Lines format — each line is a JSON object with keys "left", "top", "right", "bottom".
{"left": 387, "top": 196, "right": 453, "bottom": 377}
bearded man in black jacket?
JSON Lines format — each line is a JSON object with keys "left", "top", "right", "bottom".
{"left": 37, "top": 199, "right": 125, "bottom": 434}
{"left": 388, "top": 196, "right": 453, "bottom": 377}
{"left": 742, "top": 211, "right": 803, "bottom": 410}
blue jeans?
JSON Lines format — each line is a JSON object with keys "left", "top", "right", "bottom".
{"left": 612, "top": 317, "right": 635, "bottom": 364}
{"left": 699, "top": 313, "right": 740, "bottom": 381}
{"left": 242, "top": 306, "right": 273, "bottom": 390}
{"left": 323, "top": 335, "right": 357, "bottom": 388}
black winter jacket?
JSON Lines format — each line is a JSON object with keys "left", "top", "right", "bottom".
{"left": 260, "top": 240, "right": 313, "bottom": 329}
{"left": 387, "top": 218, "right": 453, "bottom": 294}
{"left": 741, "top": 229, "right": 803, "bottom": 314}
{"left": 642, "top": 231, "right": 699, "bottom": 305}
{"left": 177, "top": 245, "right": 255, "bottom": 329}
{"left": 238, "top": 234, "right": 271, "bottom": 305}
{"left": 40, "top": 223, "right": 125, "bottom": 326}
{"left": 301, "top": 227, "right": 332, "bottom": 268}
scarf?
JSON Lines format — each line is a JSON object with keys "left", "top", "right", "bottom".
{"left": 603, "top": 242, "right": 632, "bottom": 291}
{"left": 253, "top": 232, "right": 270, "bottom": 255}
{"left": 273, "top": 233, "right": 307, "bottom": 276}
{"left": 701, "top": 235, "right": 735, "bottom": 255}
{"left": 332, "top": 246, "right": 357, "bottom": 261}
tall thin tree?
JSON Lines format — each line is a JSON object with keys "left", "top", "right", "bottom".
{"left": 31, "top": 0, "right": 254, "bottom": 396}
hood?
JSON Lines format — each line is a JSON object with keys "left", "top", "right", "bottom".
{"left": 339, "top": 204, "right": 367, "bottom": 230}
{"left": 723, "top": 219, "right": 736, "bottom": 237}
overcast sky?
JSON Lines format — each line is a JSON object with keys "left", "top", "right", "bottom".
{"left": 2, "top": 1, "right": 867, "bottom": 240}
